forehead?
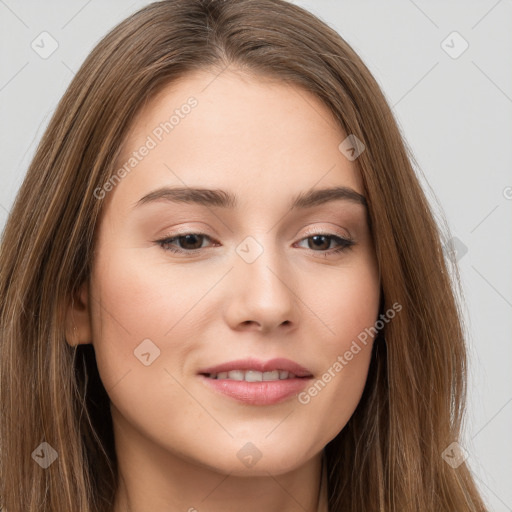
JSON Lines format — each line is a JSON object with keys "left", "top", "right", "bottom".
{"left": 105, "top": 68, "right": 364, "bottom": 214}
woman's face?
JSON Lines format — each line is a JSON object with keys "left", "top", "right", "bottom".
{"left": 81, "top": 68, "right": 380, "bottom": 475}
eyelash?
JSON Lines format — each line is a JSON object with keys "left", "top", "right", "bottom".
{"left": 155, "top": 230, "right": 355, "bottom": 257}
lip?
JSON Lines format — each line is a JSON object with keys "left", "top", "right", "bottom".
{"left": 198, "top": 357, "right": 313, "bottom": 378}
{"left": 197, "top": 357, "right": 313, "bottom": 406}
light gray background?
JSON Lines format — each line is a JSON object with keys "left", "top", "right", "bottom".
{"left": 0, "top": 1, "right": 511, "bottom": 510}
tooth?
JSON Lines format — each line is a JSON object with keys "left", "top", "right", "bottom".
{"left": 227, "top": 370, "right": 245, "bottom": 381}
{"left": 209, "top": 370, "right": 295, "bottom": 381}
{"left": 245, "top": 370, "right": 263, "bottom": 382}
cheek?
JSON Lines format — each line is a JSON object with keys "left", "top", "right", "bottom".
{"left": 296, "top": 258, "right": 380, "bottom": 437}
{"left": 88, "top": 244, "right": 202, "bottom": 394}
{"left": 88, "top": 246, "right": 208, "bottom": 449}
{"left": 309, "top": 255, "right": 380, "bottom": 352}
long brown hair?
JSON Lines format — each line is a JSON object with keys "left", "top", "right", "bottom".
{"left": 0, "top": 1, "right": 488, "bottom": 510}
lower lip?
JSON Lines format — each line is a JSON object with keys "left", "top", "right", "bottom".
{"left": 198, "top": 375, "right": 311, "bottom": 405}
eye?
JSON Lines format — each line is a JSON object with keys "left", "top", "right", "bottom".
{"left": 295, "top": 233, "right": 355, "bottom": 255}
{"left": 156, "top": 233, "right": 217, "bottom": 254}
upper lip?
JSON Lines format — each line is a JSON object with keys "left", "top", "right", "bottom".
{"left": 198, "top": 358, "right": 313, "bottom": 378}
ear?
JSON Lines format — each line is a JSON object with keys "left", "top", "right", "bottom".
{"left": 64, "top": 280, "right": 93, "bottom": 346}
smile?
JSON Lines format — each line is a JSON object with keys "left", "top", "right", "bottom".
{"left": 204, "top": 370, "right": 301, "bottom": 381}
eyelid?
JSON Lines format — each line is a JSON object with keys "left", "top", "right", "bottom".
{"left": 299, "top": 225, "right": 353, "bottom": 241}
{"left": 155, "top": 231, "right": 219, "bottom": 254}
{"left": 288, "top": 222, "right": 355, "bottom": 250}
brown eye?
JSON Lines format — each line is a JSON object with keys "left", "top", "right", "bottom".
{"left": 156, "top": 233, "right": 216, "bottom": 254}
{"left": 296, "top": 234, "right": 355, "bottom": 254}
{"left": 307, "top": 235, "right": 331, "bottom": 250}
{"left": 173, "top": 234, "right": 205, "bottom": 250}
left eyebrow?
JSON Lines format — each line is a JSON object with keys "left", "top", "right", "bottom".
{"left": 131, "top": 185, "right": 368, "bottom": 211}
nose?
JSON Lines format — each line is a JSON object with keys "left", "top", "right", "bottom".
{"left": 223, "top": 238, "right": 299, "bottom": 334}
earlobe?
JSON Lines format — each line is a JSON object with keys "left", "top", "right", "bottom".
{"left": 64, "top": 280, "right": 93, "bottom": 346}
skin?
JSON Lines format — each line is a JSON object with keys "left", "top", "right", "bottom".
{"left": 66, "top": 68, "right": 381, "bottom": 512}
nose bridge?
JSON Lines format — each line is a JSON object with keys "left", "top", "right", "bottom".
{"left": 235, "top": 233, "right": 286, "bottom": 286}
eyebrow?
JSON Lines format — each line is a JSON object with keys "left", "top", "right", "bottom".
{"left": 132, "top": 185, "right": 368, "bottom": 211}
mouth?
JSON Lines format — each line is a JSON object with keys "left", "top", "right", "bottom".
{"left": 198, "top": 357, "right": 313, "bottom": 378}
{"left": 201, "top": 369, "right": 304, "bottom": 381}
{"left": 197, "top": 358, "right": 313, "bottom": 405}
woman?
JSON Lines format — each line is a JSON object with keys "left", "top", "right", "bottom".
{"left": 0, "top": 0, "right": 489, "bottom": 511}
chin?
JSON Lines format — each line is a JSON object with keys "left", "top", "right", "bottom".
{"left": 188, "top": 438, "right": 317, "bottom": 476}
